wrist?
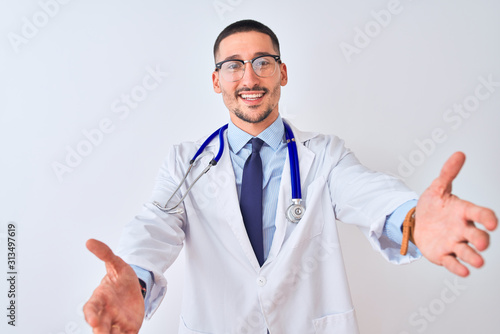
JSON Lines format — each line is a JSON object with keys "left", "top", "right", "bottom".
{"left": 138, "top": 279, "right": 147, "bottom": 299}
{"left": 400, "top": 207, "right": 416, "bottom": 255}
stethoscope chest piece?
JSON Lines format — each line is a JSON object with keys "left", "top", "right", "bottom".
{"left": 286, "top": 200, "right": 305, "bottom": 224}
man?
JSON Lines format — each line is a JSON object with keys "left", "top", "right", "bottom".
{"left": 84, "top": 20, "right": 497, "bottom": 333}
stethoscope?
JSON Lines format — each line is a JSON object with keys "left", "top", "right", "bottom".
{"left": 152, "top": 121, "right": 305, "bottom": 223}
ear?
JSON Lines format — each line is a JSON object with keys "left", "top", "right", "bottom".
{"left": 280, "top": 63, "right": 288, "bottom": 87}
{"left": 212, "top": 70, "right": 222, "bottom": 93}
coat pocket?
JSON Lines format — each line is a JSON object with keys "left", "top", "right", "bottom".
{"left": 179, "top": 316, "right": 213, "bottom": 334}
{"left": 312, "top": 309, "right": 360, "bottom": 334}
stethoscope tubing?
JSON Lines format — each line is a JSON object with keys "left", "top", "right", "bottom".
{"left": 283, "top": 121, "right": 301, "bottom": 200}
{"left": 152, "top": 123, "right": 229, "bottom": 213}
{"left": 191, "top": 124, "right": 229, "bottom": 164}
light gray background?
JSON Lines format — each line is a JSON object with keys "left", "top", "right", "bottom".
{"left": 1, "top": 0, "right": 499, "bottom": 333}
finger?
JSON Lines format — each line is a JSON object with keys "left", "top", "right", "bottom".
{"left": 85, "top": 298, "right": 113, "bottom": 334}
{"left": 93, "top": 319, "right": 112, "bottom": 334}
{"left": 84, "top": 298, "right": 113, "bottom": 331}
{"left": 83, "top": 300, "right": 101, "bottom": 327}
{"left": 87, "top": 239, "right": 130, "bottom": 270}
{"left": 86, "top": 239, "right": 116, "bottom": 263}
{"left": 86, "top": 239, "right": 132, "bottom": 282}
{"left": 436, "top": 152, "right": 466, "bottom": 193}
{"left": 442, "top": 255, "right": 469, "bottom": 277}
{"left": 454, "top": 242, "right": 484, "bottom": 268}
{"left": 463, "top": 202, "right": 498, "bottom": 232}
{"left": 110, "top": 325, "right": 122, "bottom": 334}
{"left": 463, "top": 223, "right": 490, "bottom": 252}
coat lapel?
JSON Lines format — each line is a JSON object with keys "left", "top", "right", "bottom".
{"left": 266, "top": 121, "right": 317, "bottom": 263}
{"left": 211, "top": 132, "right": 262, "bottom": 271}
{"left": 203, "top": 121, "right": 318, "bottom": 270}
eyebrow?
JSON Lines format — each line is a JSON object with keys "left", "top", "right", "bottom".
{"left": 221, "top": 51, "right": 274, "bottom": 62}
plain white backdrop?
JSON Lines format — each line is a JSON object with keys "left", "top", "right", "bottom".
{"left": 1, "top": 0, "right": 499, "bottom": 333}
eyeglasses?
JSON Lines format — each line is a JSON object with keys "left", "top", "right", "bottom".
{"left": 215, "top": 55, "right": 281, "bottom": 82}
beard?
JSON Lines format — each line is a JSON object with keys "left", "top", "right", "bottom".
{"left": 223, "top": 82, "right": 281, "bottom": 124}
{"left": 232, "top": 104, "right": 274, "bottom": 124}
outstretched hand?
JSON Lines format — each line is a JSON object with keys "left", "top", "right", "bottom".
{"left": 83, "top": 239, "right": 145, "bottom": 334}
{"left": 414, "top": 152, "right": 497, "bottom": 277}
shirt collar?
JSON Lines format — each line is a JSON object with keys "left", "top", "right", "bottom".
{"left": 228, "top": 114, "right": 285, "bottom": 154}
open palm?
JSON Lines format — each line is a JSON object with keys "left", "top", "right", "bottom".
{"left": 414, "top": 152, "right": 497, "bottom": 277}
{"left": 83, "top": 239, "right": 145, "bottom": 334}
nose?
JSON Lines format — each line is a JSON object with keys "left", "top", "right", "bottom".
{"left": 239, "top": 62, "right": 260, "bottom": 87}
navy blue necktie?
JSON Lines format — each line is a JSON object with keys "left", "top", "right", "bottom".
{"left": 240, "top": 138, "right": 265, "bottom": 266}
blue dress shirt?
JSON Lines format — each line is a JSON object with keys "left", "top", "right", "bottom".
{"left": 227, "top": 115, "right": 288, "bottom": 261}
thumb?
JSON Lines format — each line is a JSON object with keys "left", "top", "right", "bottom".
{"left": 436, "top": 151, "right": 466, "bottom": 192}
{"left": 86, "top": 239, "right": 118, "bottom": 265}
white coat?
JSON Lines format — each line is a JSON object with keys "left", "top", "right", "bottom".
{"left": 118, "top": 120, "right": 419, "bottom": 334}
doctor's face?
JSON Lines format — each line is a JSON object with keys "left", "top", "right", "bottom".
{"left": 212, "top": 31, "right": 288, "bottom": 134}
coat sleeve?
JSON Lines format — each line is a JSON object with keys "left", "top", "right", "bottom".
{"left": 319, "top": 135, "right": 420, "bottom": 264}
{"left": 117, "top": 145, "right": 188, "bottom": 319}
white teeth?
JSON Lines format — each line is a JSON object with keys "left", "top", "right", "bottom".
{"left": 241, "top": 93, "right": 264, "bottom": 100}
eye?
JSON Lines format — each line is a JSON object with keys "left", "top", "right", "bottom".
{"left": 224, "top": 61, "right": 243, "bottom": 71}
{"left": 254, "top": 58, "right": 271, "bottom": 68}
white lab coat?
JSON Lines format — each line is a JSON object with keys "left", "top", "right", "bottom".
{"left": 118, "top": 120, "right": 419, "bottom": 334}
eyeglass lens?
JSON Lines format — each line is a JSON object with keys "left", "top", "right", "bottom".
{"left": 220, "top": 56, "right": 278, "bottom": 82}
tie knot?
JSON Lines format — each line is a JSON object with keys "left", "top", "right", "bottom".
{"left": 250, "top": 137, "right": 264, "bottom": 153}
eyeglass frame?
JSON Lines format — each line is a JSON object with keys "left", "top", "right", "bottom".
{"left": 214, "top": 54, "right": 282, "bottom": 81}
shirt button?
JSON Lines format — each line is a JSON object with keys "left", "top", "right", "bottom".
{"left": 257, "top": 276, "right": 267, "bottom": 287}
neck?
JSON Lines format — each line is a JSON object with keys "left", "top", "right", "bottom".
{"left": 230, "top": 111, "right": 279, "bottom": 137}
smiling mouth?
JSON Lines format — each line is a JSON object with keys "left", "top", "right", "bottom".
{"left": 240, "top": 93, "right": 265, "bottom": 100}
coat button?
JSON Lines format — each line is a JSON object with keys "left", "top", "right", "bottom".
{"left": 257, "top": 276, "right": 267, "bottom": 287}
